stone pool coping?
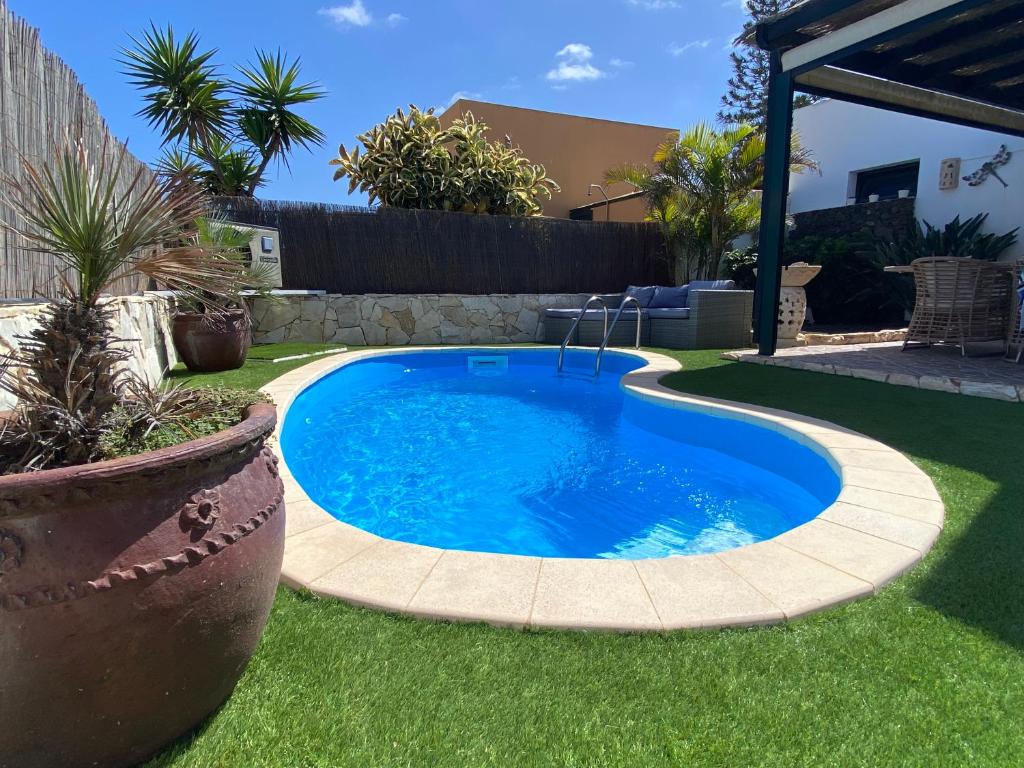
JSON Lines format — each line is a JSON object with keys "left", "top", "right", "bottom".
{"left": 262, "top": 346, "right": 944, "bottom": 632}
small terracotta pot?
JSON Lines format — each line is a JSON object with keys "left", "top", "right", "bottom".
{"left": 0, "top": 404, "right": 285, "bottom": 768}
{"left": 172, "top": 310, "right": 252, "bottom": 373}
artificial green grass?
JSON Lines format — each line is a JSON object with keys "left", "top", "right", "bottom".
{"left": 149, "top": 346, "right": 1023, "bottom": 768}
{"left": 164, "top": 343, "right": 349, "bottom": 391}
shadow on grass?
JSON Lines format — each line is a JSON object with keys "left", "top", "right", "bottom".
{"left": 662, "top": 358, "right": 1024, "bottom": 650}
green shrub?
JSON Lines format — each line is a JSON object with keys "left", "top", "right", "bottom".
{"left": 99, "top": 387, "right": 270, "bottom": 460}
{"left": 330, "top": 106, "right": 559, "bottom": 216}
{"left": 786, "top": 236, "right": 907, "bottom": 327}
{"left": 876, "top": 213, "right": 1018, "bottom": 264}
{"left": 723, "top": 247, "right": 758, "bottom": 290}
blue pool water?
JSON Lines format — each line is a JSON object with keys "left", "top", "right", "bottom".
{"left": 281, "top": 349, "right": 840, "bottom": 559}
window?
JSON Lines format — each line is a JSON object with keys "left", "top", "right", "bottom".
{"left": 853, "top": 160, "right": 919, "bottom": 203}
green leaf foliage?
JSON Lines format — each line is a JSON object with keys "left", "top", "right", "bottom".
{"left": 330, "top": 106, "right": 560, "bottom": 217}
{"left": 608, "top": 122, "right": 770, "bottom": 281}
{"left": 122, "top": 27, "right": 325, "bottom": 197}
{"left": 875, "top": 213, "right": 1018, "bottom": 264}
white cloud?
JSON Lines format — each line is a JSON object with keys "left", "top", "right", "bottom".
{"left": 628, "top": 0, "right": 681, "bottom": 8}
{"left": 386, "top": 12, "right": 407, "bottom": 26}
{"left": 668, "top": 39, "right": 711, "bottom": 56}
{"left": 610, "top": 58, "right": 634, "bottom": 68}
{"left": 546, "top": 43, "right": 604, "bottom": 83}
{"left": 319, "top": 0, "right": 372, "bottom": 27}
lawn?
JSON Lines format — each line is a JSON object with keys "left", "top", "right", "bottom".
{"left": 150, "top": 343, "right": 1023, "bottom": 768}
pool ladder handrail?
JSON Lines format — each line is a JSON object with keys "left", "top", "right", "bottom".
{"left": 556, "top": 295, "right": 608, "bottom": 373}
{"left": 594, "top": 296, "right": 643, "bottom": 375}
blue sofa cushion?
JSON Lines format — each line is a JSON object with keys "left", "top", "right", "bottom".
{"left": 624, "top": 285, "right": 657, "bottom": 307}
{"left": 649, "top": 285, "right": 690, "bottom": 308}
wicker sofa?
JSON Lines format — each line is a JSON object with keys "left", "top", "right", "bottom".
{"left": 543, "top": 282, "right": 753, "bottom": 350}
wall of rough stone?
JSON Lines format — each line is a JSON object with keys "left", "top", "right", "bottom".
{"left": 0, "top": 295, "right": 178, "bottom": 410}
{"left": 250, "top": 293, "right": 594, "bottom": 346}
{"left": 791, "top": 198, "right": 916, "bottom": 243}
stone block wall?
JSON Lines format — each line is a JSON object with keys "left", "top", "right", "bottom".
{"left": 792, "top": 197, "right": 916, "bottom": 243}
{"left": 0, "top": 295, "right": 178, "bottom": 410}
{"left": 250, "top": 293, "right": 594, "bottom": 346}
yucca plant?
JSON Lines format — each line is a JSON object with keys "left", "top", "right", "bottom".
{"left": 122, "top": 26, "right": 325, "bottom": 197}
{"left": 331, "top": 106, "right": 559, "bottom": 216}
{"left": 0, "top": 138, "right": 254, "bottom": 472}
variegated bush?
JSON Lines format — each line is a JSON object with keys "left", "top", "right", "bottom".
{"left": 330, "top": 106, "right": 559, "bottom": 216}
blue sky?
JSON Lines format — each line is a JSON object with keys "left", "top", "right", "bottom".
{"left": 10, "top": 0, "right": 750, "bottom": 204}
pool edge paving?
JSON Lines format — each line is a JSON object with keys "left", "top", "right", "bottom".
{"left": 262, "top": 346, "right": 946, "bottom": 632}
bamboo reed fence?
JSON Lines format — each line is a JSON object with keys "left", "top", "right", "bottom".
{"left": 214, "top": 197, "right": 670, "bottom": 294}
{"left": 0, "top": 0, "right": 153, "bottom": 299}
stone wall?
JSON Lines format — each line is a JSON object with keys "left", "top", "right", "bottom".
{"left": 0, "top": 295, "right": 178, "bottom": 410}
{"left": 792, "top": 197, "right": 916, "bottom": 243}
{"left": 250, "top": 293, "right": 594, "bottom": 346}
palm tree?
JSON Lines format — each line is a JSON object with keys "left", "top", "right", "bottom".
{"left": 0, "top": 139, "right": 253, "bottom": 471}
{"left": 607, "top": 122, "right": 813, "bottom": 282}
{"left": 121, "top": 26, "right": 325, "bottom": 197}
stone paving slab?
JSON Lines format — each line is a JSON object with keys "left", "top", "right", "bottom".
{"left": 723, "top": 342, "right": 1024, "bottom": 402}
{"left": 263, "top": 347, "right": 945, "bottom": 632}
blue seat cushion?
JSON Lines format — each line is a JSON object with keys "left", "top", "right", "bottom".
{"left": 624, "top": 285, "right": 657, "bottom": 307}
{"left": 646, "top": 307, "right": 691, "bottom": 320}
{"left": 649, "top": 285, "right": 690, "bottom": 309}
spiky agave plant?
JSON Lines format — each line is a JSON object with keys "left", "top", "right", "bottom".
{"left": 0, "top": 138, "right": 253, "bottom": 472}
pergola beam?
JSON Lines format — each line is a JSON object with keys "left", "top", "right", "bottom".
{"left": 781, "top": 0, "right": 989, "bottom": 74}
{"left": 756, "top": 0, "right": 864, "bottom": 47}
{"left": 795, "top": 65, "right": 1024, "bottom": 135}
{"left": 837, "top": 33, "right": 1024, "bottom": 109}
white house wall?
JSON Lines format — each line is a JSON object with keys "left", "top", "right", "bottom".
{"left": 790, "top": 99, "right": 1024, "bottom": 259}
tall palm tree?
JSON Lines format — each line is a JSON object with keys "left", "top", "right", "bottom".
{"left": 608, "top": 122, "right": 813, "bottom": 282}
{"left": 122, "top": 26, "right": 325, "bottom": 197}
{"left": 0, "top": 139, "right": 253, "bottom": 471}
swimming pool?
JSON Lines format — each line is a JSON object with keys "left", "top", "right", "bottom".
{"left": 281, "top": 348, "right": 841, "bottom": 560}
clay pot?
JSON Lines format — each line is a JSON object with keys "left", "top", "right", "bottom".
{"left": 0, "top": 404, "right": 285, "bottom": 768}
{"left": 172, "top": 310, "right": 252, "bottom": 373}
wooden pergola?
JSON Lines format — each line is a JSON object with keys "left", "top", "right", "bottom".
{"left": 750, "top": 0, "right": 1024, "bottom": 354}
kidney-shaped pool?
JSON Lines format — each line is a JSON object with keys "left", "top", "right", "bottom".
{"left": 281, "top": 348, "right": 841, "bottom": 559}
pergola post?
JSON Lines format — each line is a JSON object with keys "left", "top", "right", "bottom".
{"left": 754, "top": 53, "right": 795, "bottom": 356}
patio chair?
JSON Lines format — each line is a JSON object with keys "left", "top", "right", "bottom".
{"left": 1007, "top": 260, "right": 1024, "bottom": 363}
{"left": 903, "top": 257, "right": 1017, "bottom": 356}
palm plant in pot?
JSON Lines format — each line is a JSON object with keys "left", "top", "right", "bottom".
{"left": 170, "top": 218, "right": 263, "bottom": 372}
{"left": 0, "top": 139, "right": 286, "bottom": 768}
{"left": 121, "top": 24, "right": 325, "bottom": 372}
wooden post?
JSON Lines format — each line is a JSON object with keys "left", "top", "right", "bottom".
{"left": 754, "top": 53, "right": 795, "bottom": 356}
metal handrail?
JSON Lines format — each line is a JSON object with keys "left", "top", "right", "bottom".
{"left": 557, "top": 295, "right": 607, "bottom": 372}
{"left": 595, "top": 296, "right": 642, "bottom": 375}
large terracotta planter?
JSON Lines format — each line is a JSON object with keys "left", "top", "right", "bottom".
{"left": 172, "top": 310, "right": 252, "bottom": 373}
{"left": 0, "top": 404, "right": 285, "bottom": 768}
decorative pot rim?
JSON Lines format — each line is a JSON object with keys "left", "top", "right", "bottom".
{"left": 0, "top": 403, "right": 276, "bottom": 516}
{"left": 172, "top": 309, "right": 251, "bottom": 323}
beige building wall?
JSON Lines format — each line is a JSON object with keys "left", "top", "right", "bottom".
{"left": 440, "top": 100, "right": 677, "bottom": 221}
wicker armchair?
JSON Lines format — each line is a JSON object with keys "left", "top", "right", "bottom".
{"left": 903, "top": 257, "right": 1017, "bottom": 356}
{"left": 1008, "top": 260, "right": 1024, "bottom": 363}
